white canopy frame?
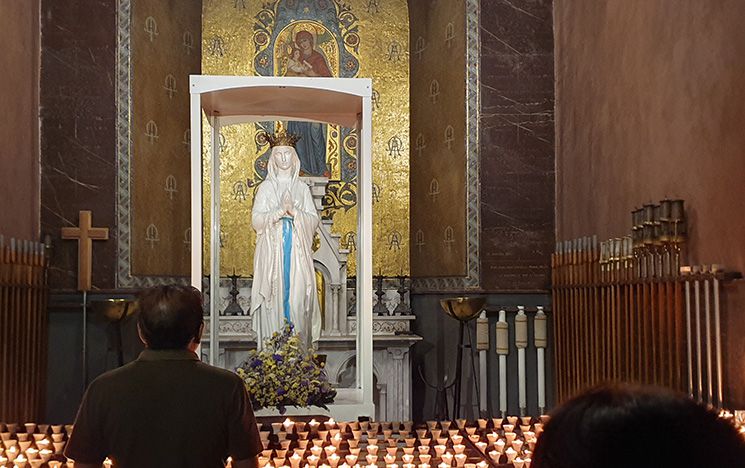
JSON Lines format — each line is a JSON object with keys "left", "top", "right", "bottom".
{"left": 190, "top": 75, "right": 374, "bottom": 417}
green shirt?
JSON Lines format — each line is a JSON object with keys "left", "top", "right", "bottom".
{"left": 65, "top": 349, "right": 262, "bottom": 468}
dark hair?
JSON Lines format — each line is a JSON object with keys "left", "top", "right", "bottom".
{"left": 136, "top": 285, "right": 204, "bottom": 350}
{"left": 532, "top": 384, "right": 745, "bottom": 468}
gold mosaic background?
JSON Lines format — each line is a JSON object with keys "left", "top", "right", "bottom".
{"left": 202, "top": 0, "right": 410, "bottom": 277}
{"left": 131, "top": 0, "right": 201, "bottom": 276}
{"left": 409, "top": 0, "right": 467, "bottom": 277}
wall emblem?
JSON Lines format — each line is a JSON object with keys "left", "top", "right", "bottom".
{"left": 445, "top": 125, "right": 455, "bottom": 149}
{"left": 208, "top": 35, "right": 226, "bottom": 56}
{"left": 429, "top": 178, "right": 440, "bottom": 202}
{"left": 388, "top": 231, "right": 402, "bottom": 251}
{"left": 444, "top": 226, "right": 455, "bottom": 251}
{"left": 415, "top": 133, "right": 426, "bottom": 158}
{"left": 183, "top": 31, "right": 194, "bottom": 55}
{"left": 145, "top": 224, "right": 160, "bottom": 249}
{"left": 165, "top": 175, "right": 178, "bottom": 200}
{"left": 387, "top": 41, "right": 402, "bottom": 61}
{"left": 414, "top": 36, "right": 426, "bottom": 60}
{"left": 445, "top": 22, "right": 455, "bottom": 47}
{"left": 387, "top": 135, "right": 403, "bottom": 158}
{"left": 415, "top": 229, "right": 425, "bottom": 252}
{"left": 144, "top": 16, "right": 158, "bottom": 42}
{"left": 163, "top": 74, "right": 177, "bottom": 99}
{"left": 145, "top": 120, "right": 159, "bottom": 144}
{"left": 429, "top": 79, "right": 440, "bottom": 104}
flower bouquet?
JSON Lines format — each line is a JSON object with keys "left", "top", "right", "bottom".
{"left": 236, "top": 323, "right": 336, "bottom": 414}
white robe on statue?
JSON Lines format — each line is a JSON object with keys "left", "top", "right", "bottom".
{"left": 250, "top": 146, "right": 322, "bottom": 349}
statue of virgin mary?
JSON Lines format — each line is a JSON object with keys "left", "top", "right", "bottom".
{"left": 250, "top": 130, "right": 322, "bottom": 349}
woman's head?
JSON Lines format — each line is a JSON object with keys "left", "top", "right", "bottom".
{"left": 532, "top": 384, "right": 745, "bottom": 468}
{"left": 268, "top": 144, "right": 300, "bottom": 180}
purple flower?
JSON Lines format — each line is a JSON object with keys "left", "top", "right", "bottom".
{"left": 272, "top": 353, "right": 284, "bottom": 363}
{"left": 277, "top": 388, "right": 287, "bottom": 396}
{"left": 250, "top": 359, "right": 263, "bottom": 368}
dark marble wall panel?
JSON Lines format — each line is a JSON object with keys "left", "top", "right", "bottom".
{"left": 40, "top": 0, "right": 118, "bottom": 290}
{"left": 479, "top": 0, "right": 554, "bottom": 292}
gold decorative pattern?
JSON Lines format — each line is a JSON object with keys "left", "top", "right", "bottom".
{"left": 202, "top": 0, "right": 410, "bottom": 277}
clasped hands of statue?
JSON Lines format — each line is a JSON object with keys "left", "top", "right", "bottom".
{"left": 272, "top": 190, "right": 298, "bottom": 224}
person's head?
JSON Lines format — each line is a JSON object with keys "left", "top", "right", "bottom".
{"left": 136, "top": 285, "right": 204, "bottom": 350}
{"left": 295, "top": 30, "right": 313, "bottom": 53}
{"left": 268, "top": 144, "right": 300, "bottom": 179}
{"left": 532, "top": 384, "right": 745, "bottom": 468}
{"left": 291, "top": 47, "right": 301, "bottom": 60}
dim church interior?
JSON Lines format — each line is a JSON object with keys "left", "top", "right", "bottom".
{"left": 3, "top": 0, "right": 745, "bottom": 462}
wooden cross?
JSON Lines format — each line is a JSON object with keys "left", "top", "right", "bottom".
{"left": 61, "top": 210, "right": 109, "bottom": 291}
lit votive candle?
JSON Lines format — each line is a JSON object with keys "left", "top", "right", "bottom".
{"left": 505, "top": 447, "right": 517, "bottom": 463}
{"left": 419, "top": 438, "right": 431, "bottom": 447}
{"left": 440, "top": 422, "right": 451, "bottom": 432}
{"left": 329, "top": 454, "right": 341, "bottom": 468}
{"left": 39, "top": 449, "right": 52, "bottom": 463}
{"left": 325, "top": 419, "right": 336, "bottom": 430}
{"left": 488, "top": 451, "right": 500, "bottom": 463}
{"left": 346, "top": 454, "right": 358, "bottom": 465}
{"left": 387, "top": 464, "right": 399, "bottom": 468}
{"left": 464, "top": 427, "right": 476, "bottom": 436}
{"left": 467, "top": 435, "right": 480, "bottom": 444}
{"left": 290, "top": 453, "right": 303, "bottom": 468}
{"left": 348, "top": 440, "right": 360, "bottom": 449}
{"left": 404, "top": 438, "right": 416, "bottom": 448}
{"left": 318, "top": 431, "right": 329, "bottom": 441}
{"left": 418, "top": 454, "right": 432, "bottom": 465}
{"left": 437, "top": 463, "right": 449, "bottom": 468}
{"left": 310, "top": 445, "right": 323, "bottom": 457}
{"left": 367, "top": 445, "right": 379, "bottom": 456}
{"left": 502, "top": 424, "right": 514, "bottom": 433}
{"left": 504, "top": 432, "right": 517, "bottom": 445}
{"left": 418, "top": 463, "right": 430, "bottom": 468}
{"left": 454, "top": 453, "right": 466, "bottom": 467}
{"left": 477, "top": 419, "right": 487, "bottom": 431}
{"left": 274, "top": 458, "right": 287, "bottom": 468}
{"left": 325, "top": 446, "right": 337, "bottom": 457}
{"left": 308, "top": 455, "right": 320, "bottom": 467}
{"left": 402, "top": 463, "right": 415, "bottom": 468}
{"left": 402, "top": 454, "right": 415, "bottom": 464}
{"left": 284, "top": 418, "right": 294, "bottom": 431}
{"left": 507, "top": 416, "right": 518, "bottom": 426}
{"left": 386, "top": 447, "right": 398, "bottom": 457}
{"left": 450, "top": 435, "right": 463, "bottom": 446}
{"left": 366, "top": 454, "right": 378, "bottom": 465}
{"left": 512, "top": 440, "right": 524, "bottom": 453}
{"left": 416, "top": 429, "right": 427, "bottom": 440}
{"left": 433, "top": 445, "right": 446, "bottom": 457}
{"left": 417, "top": 446, "right": 430, "bottom": 455}
{"left": 52, "top": 441, "right": 66, "bottom": 454}
{"left": 25, "top": 448, "right": 39, "bottom": 460}
{"left": 384, "top": 454, "right": 396, "bottom": 465}
{"left": 476, "top": 461, "right": 487, "bottom": 468}
{"left": 309, "top": 419, "right": 320, "bottom": 431}
{"left": 513, "top": 457, "right": 525, "bottom": 468}
{"left": 430, "top": 430, "right": 441, "bottom": 440}
{"left": 313, "top": 440, "right": 325, "bottom": 448}
{"left": 495, "top": 439, "right": 506, "bottom": 453}
{"left": 440, "top": 453, "right": 453, "bottom": 465}
{"left": 475, "top": 442, "right": 487, "bottom": 453}
{"left": 452, "top": 445, "right": 465, "bottom": 455}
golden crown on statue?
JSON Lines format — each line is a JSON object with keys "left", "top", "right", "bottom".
{"left": 265, "top": 129, "right": 301, "bottom": 148}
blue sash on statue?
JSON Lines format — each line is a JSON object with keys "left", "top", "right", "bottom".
{"left": 281, "top": 217, "right": 293, "bottom": 324}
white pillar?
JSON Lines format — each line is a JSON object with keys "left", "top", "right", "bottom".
{"left": 209, "top": 116, "right": 221, "bottom": 366}
{"left": 534, "top": 306, "right": 547, "bottom": 414}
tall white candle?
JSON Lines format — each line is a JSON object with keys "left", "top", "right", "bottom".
{"left": 515, "top": 306, "right": 528, "bottom": 413}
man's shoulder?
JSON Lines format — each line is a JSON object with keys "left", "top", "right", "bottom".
{"left": 192, "top": 361, "right": 244, "bottom": 387}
